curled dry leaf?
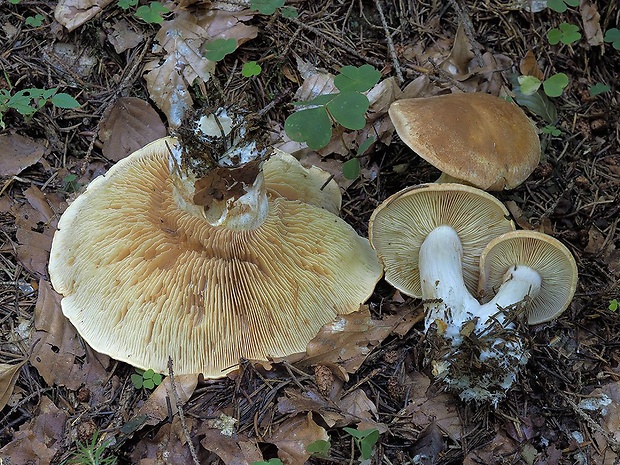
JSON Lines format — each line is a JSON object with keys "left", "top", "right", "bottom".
{"left": 0, "top": 395, "right": 68, "bottom": 463}
{"left": 0, "top": 133, "right": 48, "bottom": 177}
{"left": 99, "top": 97, "right": 167, "bottom": 162}
{"left": 198, "top": 427, "right": 263, "bottom": 465}
{"left": 135, "top": 374, "right": 199, "bottom": 427}
{"left": 267, "top": 412, "right": 329, "bottom": 465}
{"left": 0, "top": 360, "right": 26, "bottom": 411}
{"left": 580, "top": 1, "right": 604, "bottom": 46}
{"left": 54, "top": 0, "right": 115, "bottom": 32}
{"left": 30, "top": 280, "right": 111, "bottom": 402}
{"left": 106, "top": 19, "right": 144, "bottom": 54}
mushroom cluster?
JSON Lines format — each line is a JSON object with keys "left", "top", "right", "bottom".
{"left": 49, "top": 133, "right": 382, "bottom": 377}
{"left": 368, "top": 93, "right": 577, "bottom": 404}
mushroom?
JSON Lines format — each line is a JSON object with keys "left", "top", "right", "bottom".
{"left": 368, "top": 183, "right": 515, "bottom": 300}
{"left": 49, "top": 137, "right": 382, "bottom": 377}
{"left": 478, "top": 230, "right": 578, "bottom": 325}
{"left": 388, "top": 93, "right": 541, "bottom": 191}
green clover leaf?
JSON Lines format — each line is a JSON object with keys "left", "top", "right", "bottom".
{"left": 327, "top": 91, "right": 369, "bottom": 130}
{"left": 517, "top": 75, "right": 542, "bottom": 96}
{"left": 334, "top": 64, "right": 382, "bottom": 92}
{"left": 543, "top": 73, "right": 569, "bottom": 97}
{"left": 118, "top": 0, "right": 138, "bottom": 9}
{"left": 242, "top": 61, "right": 262, "bottom": 77}
{"left": 203, "top": 38, "right": 237, "bottom": 62}
{"left": 250, "top": 0, "right": 284, "bottom": 15}
{"left": 604, "top": 28, "right": 620, "bottom": 50}
{"left": 285, "top": 107, "right": 333, "bottom": 150}
{"left": 547, "top": 23, "right": 581, "bottom": 45}
{"left": 589, "top": 83, "right": 610, "bottom": 97}
{"left": 547, "top": 0, "right": 579, "bottom": 13}
{"left": 135, "top": 2, "right": 169, "bottom": 24}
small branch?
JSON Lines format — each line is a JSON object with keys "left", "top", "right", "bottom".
{"left": 373, "top": 0, "right": 404, "bottom": 83}
{"left": 168, "top": 357, "right": 200, "bottom": 465}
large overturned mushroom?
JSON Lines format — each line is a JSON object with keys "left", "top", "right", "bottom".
{"left": 48, "top": 136, "right": 382, "bottom": 377}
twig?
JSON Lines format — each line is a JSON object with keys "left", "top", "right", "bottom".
{"left": 167, "top": 357, "right": 200, "bottom": 465}
{"left": 447, "top": 0, "right": 484, "bottom": 68}
{"left": 373, "top": 0, "right": 404, "bottom": 83}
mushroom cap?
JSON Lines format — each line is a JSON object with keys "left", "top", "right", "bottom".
{"left": 49, "top": 137, "right": 382, "bottom": 377}
{"left": 263, "top": 148, "right": 342, "bottom": 215}
{"left": 368, "top": 183, "right": 515, "bottom": 298}
{"left": 478, "top": 230, "right": 578, "bottom": 325}
{"left": 388, "top": 93, "right": 541, "bottom": 190}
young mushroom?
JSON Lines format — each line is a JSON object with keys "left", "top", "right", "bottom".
{"left": 388, "top": 93, "right": 541, "bottom": 191}
{"left": 49, "top": 136, "right": 382, "bottom": 377}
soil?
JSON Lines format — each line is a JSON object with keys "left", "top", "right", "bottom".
{"left": 1, "top": 1, "right": 619, "bottom": 464}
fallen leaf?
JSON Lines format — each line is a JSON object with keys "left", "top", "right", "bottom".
{"left": 519, "top": 50, "right": 544, "bottom": 80}
{"left": 0, "top": 360, "right": 26, "bottom": 411}
{"left": 30, "top": 280, "right": 112, "bottom": 402}
{"left": 135, "top": 373, "right": 199, "bottom": 427}
{"left": 580, "top": 1, "right": 604, "bottom": 46}
{"left": 268, "top": 413, "right": 329, "bottom": 465}
{"left": 462, "top": 430, "right": 519, "bottom": 465}
{"left": 54, "top": 0, "right": 115, "bottom": 32}
{"left": 441, "top": 24, "right": 475, "bottom": 79}
{"left": 408, "top": 421, "right": 445, "bottom": 465}
{"left": 199, "top": 427, "right": 263, "bottom": 465}
{"left": 99, "top": 97, "right": 167, "bottom": 162}
{"left": 0, "top": 395, "right": 68, "bottom": 464}
{"left": 0, "top": 133, "right": 48, "bottom": 177}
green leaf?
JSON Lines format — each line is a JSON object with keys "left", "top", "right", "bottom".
{"left": 357, "top": 136, "right": 375, "bottom": 155}
{"left": 130, "top": 373, "right": 143, "bottom": 389}
{"left": 152, "top": 373, "right": 163, "bottom": 385}
{"left": 9, "top": 0, "right": 21, "bottom": 4}
{"left": 609, "top": 299, "right": 619, "bottom": 312}
{"left": 589, "top": 83, "right": 610, "bottom": 97}
{"left": 342, "top": 158, "right": 361, "bottom": 180}
{"left": 509, "top": 73, "right": 558, "bottom": 124}
{"left": 118, "top": 0, "right": 138, "bottom": 9}
{"left": 280, "top": 6, "right": 298, "bottom": 18}
{"left": 343, "top": 427, "right": 366, "bottom": 439}
{"left": 293, "top": 94, "right": 337, "bottom": 107}
{"left": 250, "top": 0, "right": 284, "bottom": 15}
{"left": 334, "top": 65, "right": 381, "bottom": 92}
{"left": 203, "top": 38, "right": 237, "bottom": 62}
{"left": 251, "top": 460, "right": 283, "bottom": 465}
{"left": 143, "top": 378, "right": 155, "bottom": 390}
{"left": 285, "top": 107, "right": 333, "bottom": 150}
{"left": 51, "top": 93, "right": 80, "bottom": 109}
{"left": 135, "top": 2, "right": 169, "bottom": 24}
{"left": 242, "top": 61, "right": 262, "bottom": 77}
{"left": 327, "top": 91, "right": 369, "bottom": 130}
{"left": 547, "top": 0, "right": 578, "bottom": 12}
{"left": 543, "top": 73, "right": 569, "bottom": 97}
{"left": 360, "top": 429, "right": 379, "bottom": 460}
{"left": 541, "top": 125, "right": 561, "bottom": 136}
{"left": 306, "top": 439, "right": 330, "bottom": 457}
{"left": 548, "top": 23, "right": 581, "bottom": 45}
{"left": 517, "top": 75, "right": 542, "bottom": 96}
{"left": 604, "top": 28, "right": 620, "bottom": 50}
{"left": 25, "top": 14, "right": 44, "bottom": 27}
{"left": 143, "top": 369, "right": 155, "bottom": 379}
{"left": 7, "top": 91, "right": 36, "bottom": 115}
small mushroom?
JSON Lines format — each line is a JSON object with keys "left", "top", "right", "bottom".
{"left": 368, "top": 183, "right": 515, "bottom": 299}
{"left": 478, "top": 230, "right": 578, "bottom": 325}
{"left": 49, "top": 137, "right": 382, "bottom": 377}
{"left": 388, "top": 93, "right": 541, "bottom": 190}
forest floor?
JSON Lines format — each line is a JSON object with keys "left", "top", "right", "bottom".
{"left": 1, "top": 1, "right": 619, "bottom": 464}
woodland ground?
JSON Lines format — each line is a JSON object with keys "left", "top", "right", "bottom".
{"left": 0, "top": 1, "right": 619, "bottom": 464}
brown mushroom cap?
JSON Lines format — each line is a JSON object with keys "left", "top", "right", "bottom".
{"left": 478, "top": 230, "right": 578, "bottom": 324}
{"left": 49, "top": 137, "right": 382, "bottom": 377}
{"left": 388, "top": 93, "right": 541, "bottom": 190}
{"left": 368, "top": 183, "right": 515, "bottom": 298}
{"left": 263, "top": 148, "right": 342, "bottom": 214}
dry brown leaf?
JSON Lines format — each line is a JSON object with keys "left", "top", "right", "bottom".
{"left": 106, "top": 19, "right": 144, "bottom": 54}
{"left": 135, "top": 374, "right": 199, "bottom": 426}
{"left": 199, "top": 428, "right": 263, "bottom": 465}
{"left": 403, "top": 372, "right": 462, "bottom": 441}
{"left": 441, "top": 24, "right": 475, "bottom": 80}
{"left": 54, "top": 0, "right": 115, "bottom": 32}
{"left": 30, "top": 280, "right": 111, "bottom": 402}
{"left": 0, "top": 133, "right": 48, "bottom": 177}
{"left": 0, "top": 360, "right": 26, "bottom": 411}
{"left": 580, "top": 1, "right": 604, "bottom": 46}
{"left": 462, "top": 430, "right": 519, "bottom": 465}
{"left": 11, "top": 186, "right": 65, "bottom": 277}
{"left": 338, "top": 388, "right": 387, "bottom": 432}
{"left": 0, "top": 395, "right": 68, "bottom": 464}
{"left": 99, "top": 97, "right": 167, "bottom": 162}
{"left": 267, "top": 413, "right": 329, "bottom": 465}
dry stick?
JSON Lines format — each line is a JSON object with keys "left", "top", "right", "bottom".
{"left": 373, "top": 0, "right": 404, "bottom": 83}
{"left": 167, "top": 357, "right": 201, "bottom": 465}
{"left": 285, "top": 16, "right": 386, "bottom": 69}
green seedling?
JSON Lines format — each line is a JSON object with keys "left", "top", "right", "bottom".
{"left": 62, "top": 173, "right": 81, "bottom": 193}
{"left": 547, "top": 0, "right": 579, "bottom": 13}
{"left": 589, "top": 83, "right": 610, "bottom": 97}
{"left": 130, "top": 368, "right": 163, "bottom": 390}
{"left": 242, "top": 61, "right": 262, "bottom": 77}
{"left": 517, "top": 73, "right": 569, "bottom": 98}
{"left": 280, "top": 6, "right": 299, "bottom": 18}
{"left": 66, "top": 431, "right": 116, "bottom": 465}
{"left": 547, "top": 23, "right": 581, "bottom": 45}
{"left": 341, "top": 136, "right": 376, "bottom": 180}
{"left": 307, "top": 439, "right": 331, "bottom": 458}
{"left": 604, "top": 28, "right": 620, "bottom": 50}
{"left": 609, "top": 299, "right": 619, "bottom": 312}
{"left": 343, "top": 427, "right": 380, "bottom": 461}
{"left": 0, "top": 87, "right": 79, "bottom": 129}
{"left": 25, "top": 14, "right": 45, "bottom": 27}
{"left": 117, "top": 0, "right": 138, "bottom": 9}
{"left": 203, "top": 38, "right": 237, "bottom": 62}
{"left": 541, "top": 125, "right": 561, "bottom": 136}
{"left": 135, "top": 2, "right": 169, "bottom": 24}
{"left": 250, "top": 0, "right": 284, "bottom": 15}
{"left": 251, "top": 459, "right": 283, "bottom": 465}
{"left": 285, "top": 64, "right": 381, "bottom": 150}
